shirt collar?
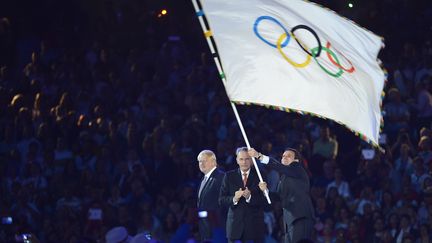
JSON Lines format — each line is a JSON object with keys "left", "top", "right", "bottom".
{"left": 204, "top": 166, "right": 217, "bottom": 178}
{"left": 241, "top": 169, "right": 251, "bottom": 177}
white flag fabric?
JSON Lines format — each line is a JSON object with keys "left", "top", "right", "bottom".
{"left": 200, "top": 0, "right": 385, "bottom": 146}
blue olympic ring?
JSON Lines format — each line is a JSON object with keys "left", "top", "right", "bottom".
{"left": 253, "top": 16, "right": 290, "bottom": 48}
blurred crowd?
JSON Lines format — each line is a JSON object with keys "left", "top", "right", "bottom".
{"left": 0, "top": 0, "right": 431, "bottom": 242}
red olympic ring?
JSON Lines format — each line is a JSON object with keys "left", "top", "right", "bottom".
{"left": 326, "top": 42, "right": 355, "bottom": 73}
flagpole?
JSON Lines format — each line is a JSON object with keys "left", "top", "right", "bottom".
{"left": 192, "top": 0, "right": 271, "bottom": 204}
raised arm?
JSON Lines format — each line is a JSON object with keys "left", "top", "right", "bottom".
{"left": 248, "top": 148, "right": 302, "bottom": 179}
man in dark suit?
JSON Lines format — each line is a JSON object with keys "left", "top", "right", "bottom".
{"left": 219, "top": 147, "right": 267, "bottom": 243}
{"left": 249, "top": 148, "right": 315, "bottom": 243}
{"left": 197, "top": 150, "right": 225, "bottom": 242}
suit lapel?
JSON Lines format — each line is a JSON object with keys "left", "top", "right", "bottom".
{"left": 201, "top": 176, "right": 213, "bottom": 197}
{"left": 200, "top": 169, "right": 218, "bottom": 199}
{"left": 245, "top": 169, "right": 256, "bottom": 188}
{"left": 237, "top": 169, "right": 245, "bottom": 188}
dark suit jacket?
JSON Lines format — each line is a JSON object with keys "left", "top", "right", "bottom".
{"left": 267, "top": 158, "right": 315, "bottom": 225}
{"left": 197, "top": 168, "right": 225, "bottom": 240}
{"left": 218, "top": 168, "right": 266, "bottom": 241}
{"left": 198, "top": 168, "right": 225, "bottom": 210}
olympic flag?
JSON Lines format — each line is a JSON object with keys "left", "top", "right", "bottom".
{"left": 199, "top": 0, "right": 386, "bottom": 146}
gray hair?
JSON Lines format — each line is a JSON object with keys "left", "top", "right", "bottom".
{"left": 235, "top": 147, "right": 248, "bottom": 156}
{"left": 197, "top": 150, "right": 217, "bottom": 162}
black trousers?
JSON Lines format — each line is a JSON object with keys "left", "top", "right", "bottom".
{"left": 199, "top": 218, "right": 212, "bottom": 241}
{"left": 228, "top": 231, "right": 264, "bottom": 243}
{"left": 284, "top": 217, "right": 314, "bottom": 243}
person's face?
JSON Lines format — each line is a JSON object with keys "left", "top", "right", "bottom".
{"left": 317, "top": 198, "right": 326, "bottom": 209}
{"left": 321, "top": 127, "right": 330, "bottom": 138}
{"left": 198, "top": 155, "right": 215, "bottom": 174}
{"left": 389, "top": 215, "right": 399, "bottom": 227}
{"left": 237, "top": 151, "right": 252, "bottom": 172}
{"left": 400, "top": 145, "right": 409, "bottom": 156}
{"left": 383, "top": 192, "right": 392, "bottom": 203}
{"left": 348, "top": 221, "right": 357, "bottom": 233}
{"left": 414, "top": 160, "right": 424, "bottom": 171}
{"left": 281, "top": 150, "right": 296, "bottom": 165}
{"left": 418, "top": 137, "right": 430, "bottom": 150}
{"left": 341, "top": 208, "right": 348, "bottom": 219}
{"left": 363, "top": 203, "right": 372, "bottom": 215}
{"left": 382, "top": 231, "right": 393, "bottom": 243}
{"left": 31, "top": 52, "right": 37, "bottom": 63}
{"left": 400, "top": 217, "right": 410, "bottom": 228}
{"left": 374, "top": 219, "right": 384, "bottom": 231}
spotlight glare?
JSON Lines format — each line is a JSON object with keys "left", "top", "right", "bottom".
{"left": 161, "top": 9, "right": 167, "bottom": 15}
{"left": 348, "top": 3, "right": 353, "bottom": 8}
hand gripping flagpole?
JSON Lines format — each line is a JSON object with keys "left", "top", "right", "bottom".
{"left": 192, "top": 0, "right": 271, "bottom": 204}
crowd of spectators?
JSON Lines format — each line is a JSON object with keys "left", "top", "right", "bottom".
{"left": 1, "top": 0, "right": 431, "bottom": 242}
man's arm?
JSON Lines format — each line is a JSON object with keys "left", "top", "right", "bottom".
{"left": 247, "top": 178, "right": 267, "bottom": 206}
{"left": 248, "top": 148, "right": 301, "bottom": 179}
{"left": 219, "top": 174, "right": 243, "bottom": 207}
{"left": 213, "top": 170, "right": 225, "bottom": 195}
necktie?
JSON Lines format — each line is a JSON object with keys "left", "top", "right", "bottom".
{"left": 242, "top": 173, "right": 248, "bottom": 187}
{"left": 198, "top": 176, "right": 208, "bottom": 198}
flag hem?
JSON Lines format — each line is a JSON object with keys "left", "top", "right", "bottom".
{"left": 231, "top": 100, "right": 384, "bottom": 150}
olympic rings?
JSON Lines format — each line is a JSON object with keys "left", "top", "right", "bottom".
{"left": 253, "top": 16, "right": 356, "bottom": 78}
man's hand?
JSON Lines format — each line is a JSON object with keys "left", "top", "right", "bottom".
{"left": 242, "top": 187, "right": 251, "bottom": 199}
{"left": 248, "top": 148, "right": 260, "bottom": 158}
{"left": 258, "top": 182, "right": 268, "bottom": 192}
{"left": 234, "top": 188, "right": 244, "bottom": 202}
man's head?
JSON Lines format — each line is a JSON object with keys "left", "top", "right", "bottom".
{"left": 374, "top": 217, "right": 385, "bottom": 232}
{"left": 320, "top": 126, "right": 331, "bottom": 140}
{"left": 418, "top": 136, "right": 431, "bottom": 151}
{"left": 388, "top": 88, "right": 401, "bottom": 103}
{"left": 197, "top": 150, "right": 217, "bottom": 174}
{"left": 413, "top": 157, "right": 425, "bottom": 173}
{"left": 236, "top": 147, "right": 252, "bottom": 172}
{"left": 281, "top": 148, "right": 300, "bottom": 165}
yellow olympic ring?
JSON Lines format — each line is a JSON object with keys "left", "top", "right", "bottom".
{"left": 276, "top": 33, "right": 311, "bottom": 68}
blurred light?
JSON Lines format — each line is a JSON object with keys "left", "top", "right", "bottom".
{"left": 348, "top": 3, "right": 353, "bottom": 8}
{"left": 157, "top": 9, "right": 168, "bottom": 18}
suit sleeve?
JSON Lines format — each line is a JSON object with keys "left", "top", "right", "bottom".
{"left": 262, "top": 156, "right": 302, "bottom": 179}
{"left": 248, "top": 174, "right": 267, "bottom": 206}
{"left": 214, "top": 172, "right": 224, "bottom": 193}
{"left": 218, "top": 174, "right": 235, "bottom": 207}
